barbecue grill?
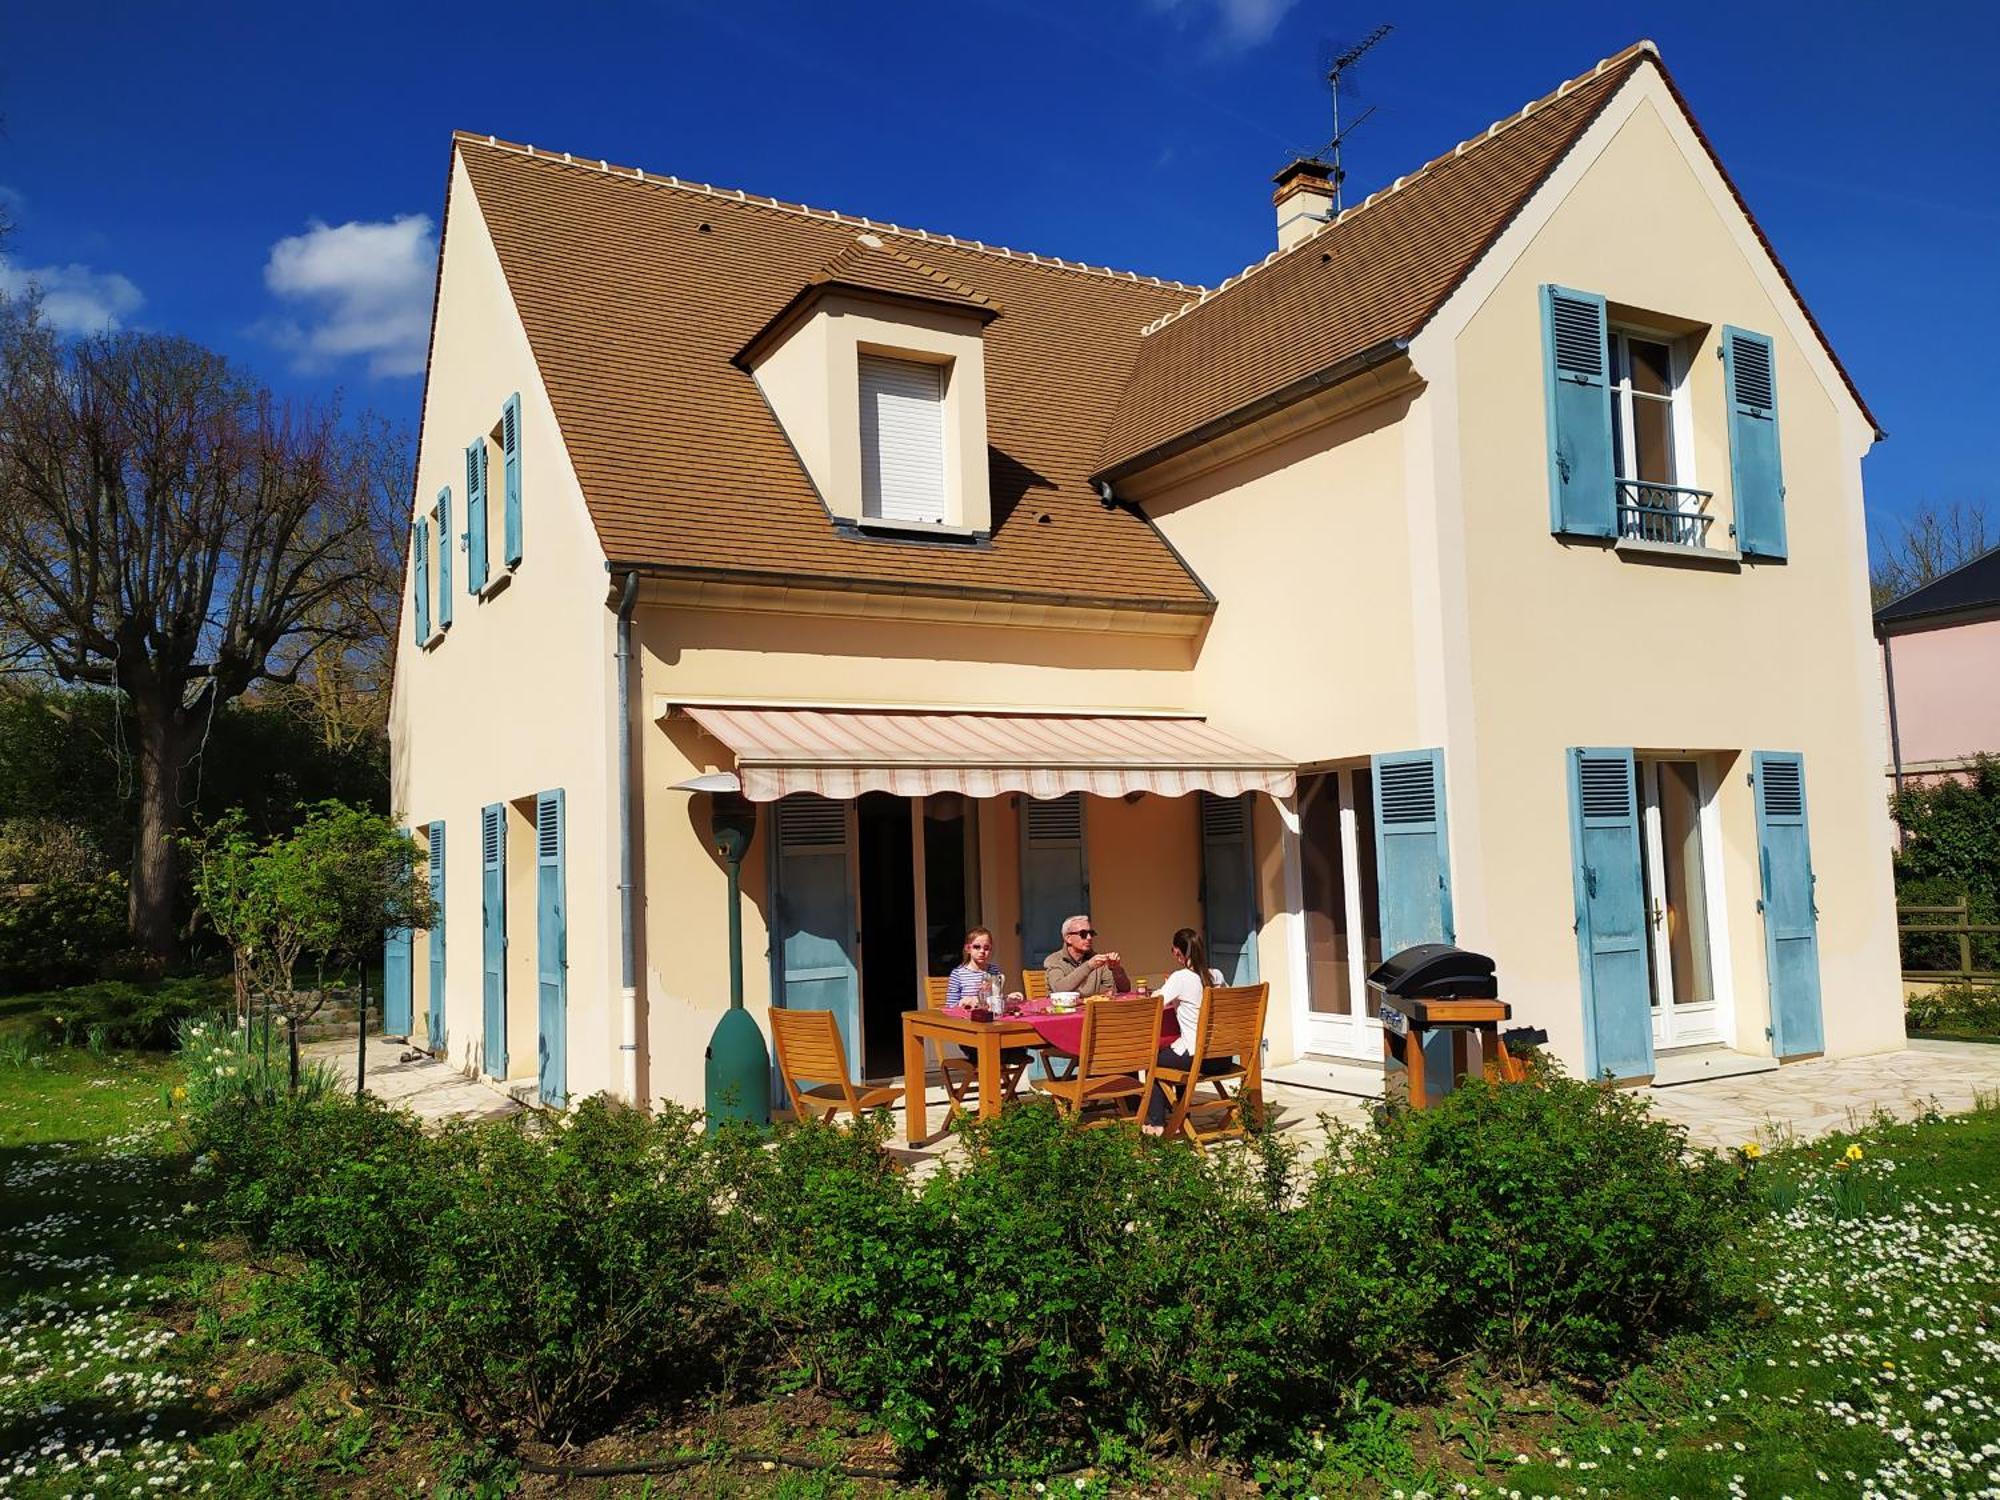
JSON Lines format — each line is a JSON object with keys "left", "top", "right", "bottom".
{"left": 1367, "top": 943, "right": 1509, "bottom": 1108}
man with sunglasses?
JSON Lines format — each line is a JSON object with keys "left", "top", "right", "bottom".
{"left": 1043, "top": 914, "right": 1129, "bottom": 998}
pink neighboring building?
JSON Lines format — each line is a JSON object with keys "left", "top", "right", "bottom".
{"left": 1876, "top": 546, "right": 2000, "bottom": 794}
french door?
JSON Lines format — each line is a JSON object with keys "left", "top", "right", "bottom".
{"left": 1636, "top": 758, "right": 1723, "bottom": 1049}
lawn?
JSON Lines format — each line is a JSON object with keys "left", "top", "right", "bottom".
{"left": 1, "top": 1044, "right": 1996, "bottom": 1497}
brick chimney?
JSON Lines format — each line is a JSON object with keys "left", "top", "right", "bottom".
{"left": 1273, "top": 158, "right": 1336, "bottom": 250}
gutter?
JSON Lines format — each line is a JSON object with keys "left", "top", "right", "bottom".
{"left": 603, "top": 558, "right": 1215, "bottom": 617}
{"left": 614, "top": 568, "right": 641, "bottom": 1106}
{"left": 1094, "top": 335, "right": 1412, "bottom": 487}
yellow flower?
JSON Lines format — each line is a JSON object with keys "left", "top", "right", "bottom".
{"left": 1740, "top": 1142, "right": 1762, "bottom": 1160}
{"left": 1834, "top": 1159, "right": 1849, "bottom": 1170}
{"left": 170, "top": 1085, "right": 188, "bottom": 1104}
{"left": 1845, "top": 1144, "right": 1864, "bottom": 1162}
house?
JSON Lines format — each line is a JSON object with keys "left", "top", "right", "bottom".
{"left": 1875, "top": 546, "right": 2000, "bottom": 797}
{"left": 386, "top": 39, "right": 1904, "bottom": 1110}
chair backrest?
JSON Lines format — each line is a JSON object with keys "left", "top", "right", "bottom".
{"left": 1193, "top": 983, "right": 1269, "bottom": 1070}
{"left": 1079, "top": 996, "right": 1162, "bottom": 1079}
{"left": 922, "top": 975, "right": 951, "bottom": 1011}
{"left": 1024, "top": 969, "right": 1050, "bottom": 1002}
{"left": 769, "top": 1006, "right": 850, "bottom": 1089}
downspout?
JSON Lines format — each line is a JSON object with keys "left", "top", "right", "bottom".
{"left": 1880, "top": 630, "right": 1906, "bottom": 850}
{"left": 615, "top": 569, "right": 641, "bottom": 1106}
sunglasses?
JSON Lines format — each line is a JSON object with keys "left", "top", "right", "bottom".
{"left": 1067, "top": 928, "right": 1097, "bottom": 939}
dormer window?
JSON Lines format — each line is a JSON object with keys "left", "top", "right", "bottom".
{"left": 735, "top": 232, "right": 998, "bottom": 538}
{"left": 859, "top": 354, "right": 947, "bottom": 524}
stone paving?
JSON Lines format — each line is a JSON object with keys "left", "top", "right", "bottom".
{"left": 306, "top": 1034, "right": 2000, "bottom": 1162}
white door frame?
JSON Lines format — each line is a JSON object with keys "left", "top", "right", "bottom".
{"left": 1639, "top": 756, "right": 1733, "bottom": 1051}
{"left": 1295, "top": 765, "right": 1382, "bottom": 1061}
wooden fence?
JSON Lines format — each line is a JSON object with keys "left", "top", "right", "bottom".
{"left": 1898, "top": 897, "right": 2000, "bottom": 981}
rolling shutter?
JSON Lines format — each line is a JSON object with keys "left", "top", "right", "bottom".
{"left": 1753, "top": 752, "right": 1823, "bottom": 1056}
{"left": 535, "top": 789, "right": 568, "bottom": 1106}
{"left": 1371, "top": 750, "right": 1453, "bottom": 955}
{"left": 481, "top": 803, "right": 507, "bottom": 1079}
{"left": 770, "top": 796, "right": 860, "bottom": 1082}
{"left": 1019, "top": 793, "right": 1089, "bottom": 971}
{"left": 426, "top": 822, "right": 446, "bottom": 1052}
{"left": 411, "top": 520, "right": 431, "bottom": 644}
{"left": 1723, "top": 328, "right": 1786, "bottom": 559}
{"left": 1540, "top": 285, "right": 1616, "bottom": 538}
{"left": 1567, "top": 749, "right": 1655, "bottom": 1082}
{"left": 502, "top": 393, "right": 523, "bottom": 567}
{"left": 434, "top": 488, "right": 453, "bottom": 630}
{"left": 465, "top": 440, "right": 489, "bottom": 592}
{"left": 1199, "top": 792, "right": 1261, "bottom": 985}
{"left": 859, "top": 355, "right": 946, "bottom": 523}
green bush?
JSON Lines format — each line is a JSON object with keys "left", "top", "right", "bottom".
{"left": 0, "top": 874, "right": 129, "bottom": 991}
{"left": 1905, "top": 981, "right": 2000, "bottom": 1038}
{"left": 1309, "top": 1063, "right": 1742, "bottom": 1383}
{"left": 32, "top": 977, "right": 230, "bottom": 1050}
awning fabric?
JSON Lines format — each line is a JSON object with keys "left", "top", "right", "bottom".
{"left": 679, "top": 707, "right": 1296, "bottom": 802}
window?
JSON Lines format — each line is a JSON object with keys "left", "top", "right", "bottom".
{"left": 1608, "top": 329, "right": 1708, "bottom": 547}
{"left": 859, "top": 354, "right": 946, "bottom": 524}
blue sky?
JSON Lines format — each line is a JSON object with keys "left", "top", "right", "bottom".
{"left": 2, "top": 0, "right": 1993, "bottom": 531}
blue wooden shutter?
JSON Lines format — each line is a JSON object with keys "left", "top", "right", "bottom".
{"left": 535, "top": 789, "right": 568, "bottom": 1106}
{"left": 1723, "top": 327, "right": 1786, "bottom": 559}
{"left": 411, "top": 521, "right": 431, "bottom": 644}
{"left": 481, "top": 803, "right": 507, "bottom": 1079}
{"left": 1541, "top": 285, "right": 1616, "bottom": 538}
{"left": 1199, "top": 792, "right": 1260, "bottom": 985}
{"left": 383, "top": 924, "right": 413, "bottom": 1037}
{"left": 1752, "top": 752, "right": 1824, "bottom": 1057}
{"left": 464, "top": 440, "right": 489, "bottom": 593}
{"left": 1019, "top": 793, "right": 1089, "bottom": 970}
{"left": 1371, "top": 750, "right": 1453, "bottom": 955}
{"left": 1567, "top": 749, "right": 1655, "bottom": 1082}
{"left": 501, "top": 393, "right": 523, "bottom": 567}
{"left": 426, "top": 822, "right": 446, "bottom": 1052}
{"left": 434, "top": 488, "right": 453, "bottom": 630}
{"left": 770, "top": 796, "right": 860, "bottom": 1082}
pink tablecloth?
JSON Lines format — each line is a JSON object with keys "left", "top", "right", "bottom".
{"left": 945, "top": 995, "right": 1177, "bottom": 1055}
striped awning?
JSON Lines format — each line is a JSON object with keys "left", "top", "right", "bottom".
{"left": 678, "top": 706, "right": 1296, "bottom": 802}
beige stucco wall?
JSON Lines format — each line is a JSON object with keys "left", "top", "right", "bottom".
{"left": 388, "top": 151, "right": 621, "bottom": 1097}
{"left": 1423, "top": 77, "right": 1902, "bottom": 1067}
{"left": 1881, "top": 618, "right": 2000, "bottom": 770}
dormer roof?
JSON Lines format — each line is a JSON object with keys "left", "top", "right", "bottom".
{"left": 736, "top": 233, "right": 1000, "bottom": 369}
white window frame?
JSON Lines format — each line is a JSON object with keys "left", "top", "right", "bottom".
{"left": 858, "top": 352, "right": 949, "bottom": 526}
{"left": 1607, "top": 325, "right": 1695, "bottom": 491}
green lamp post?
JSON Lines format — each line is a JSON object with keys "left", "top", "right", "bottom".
{"left": 681, "top": 778, "right": 771, "bottom": 1130}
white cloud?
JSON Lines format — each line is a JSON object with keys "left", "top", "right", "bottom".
{"left": 0, "top": 255, "right": 145, "bottom": 333}
{"left": 260, "top": 214, "right": 436, "bottom": 378}
{"left": 1151, "top": 0, "right": 1300, "bottom": 51}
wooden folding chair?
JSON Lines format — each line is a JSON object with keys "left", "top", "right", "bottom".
{"left": 770, "top": 1006, "right": 900, "bottom": 1123}
{"left": 1024, "top": 970, "right": 1050, "bottom": 1002}
{"left": 1030, "top": 996, "right": 1160, "bottom": 1126}
{"left": 921, "top": 975, "right": 1026, "bottom": 1121}
{"left": 1154, "top": 982, "right": 1270, "bottom": 1150}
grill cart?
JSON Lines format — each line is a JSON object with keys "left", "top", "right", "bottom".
{"left": 1367, "top": 943, "right": 1510, "bottom": 1109}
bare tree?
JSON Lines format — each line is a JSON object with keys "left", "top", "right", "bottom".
{"left": 0, "top": 304, "right": 403, "bottom": 958}
{"left": 1872, "top": 499, "right": 1995, "bottom": 608}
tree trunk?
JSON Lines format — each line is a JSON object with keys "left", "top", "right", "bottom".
{"left": 128, "top": 699, "right": 186, "bottom": 962}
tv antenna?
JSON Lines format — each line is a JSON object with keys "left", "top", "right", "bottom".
{"left": 1317, "top": 23, "right": 1393, "bottom": 213}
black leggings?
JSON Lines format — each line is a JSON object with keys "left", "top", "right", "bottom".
{"left": 1144, "top": 1047, "right": 1238, "bottom": 1128}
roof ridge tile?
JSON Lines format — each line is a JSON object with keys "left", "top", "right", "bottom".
{"left": 451, "top": 130, "right": 1205, "bottom": 294}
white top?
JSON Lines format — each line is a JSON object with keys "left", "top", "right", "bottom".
{"left": 1161, "top": 966, "right": 1226, "bottom": 1056}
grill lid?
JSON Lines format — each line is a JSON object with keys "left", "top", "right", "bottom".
{"left": 1367, "top": 942, "right": 1498, "bottom": 999}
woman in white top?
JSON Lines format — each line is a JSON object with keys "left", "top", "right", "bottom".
{"left": 1142, "top": 927, "right": 1227, "bottom": 1135}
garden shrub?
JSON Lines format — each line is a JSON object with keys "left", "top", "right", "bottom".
{"left": 1308, "top": 1061, "right": 1742, "bottom": 1383}
{"left": 34, "top": 977, "right": 230, "bottom": 1049}
{"left": 0, "top": 873, "right": 128, "bottom": 991}
{"left": 1905, "top": 980, "right": 2000, "bottom": 1038}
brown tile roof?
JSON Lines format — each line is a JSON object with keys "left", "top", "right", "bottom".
{"left": 452, "top": 139, "right": 1213, "bottom": 612}
{"left": 1096, "top": 46, "right": 1649, "bottom": 479}
{"left": 809, "top": 235, "right": 999, "bottom": 314}
{"left": 1097, "top": 41, "right": 1879, "bottom": 477}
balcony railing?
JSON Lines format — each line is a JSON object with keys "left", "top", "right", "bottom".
{"left": 1617, "top": 480, "right": 1716, "bottom": 549}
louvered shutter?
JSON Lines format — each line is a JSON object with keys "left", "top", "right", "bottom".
{"left": 1199, "top": 792, "right": 1260, "bottom": 985}
{"left": 1752, "top": 752, "right": 1824, "bottom": 1056}
{"left": 464, "top": 440, "right": 489, "bottom": 592}
{"left": 481, "top": 803, "right": 507, "bottom": 1079}
{"left": 501, "top": 393, "right": 523, "bottom": 567}
{"left": 1019, "top": 793, "right": 1089, "bottom": 970}
{"left": 384, "top": 825, "right": 414, "bottom": 1036}
{"left": 1371, "top": 750, "right": 1453, "bottom": 955}
{"left": 426, "top": 822, "right": 446, "bottom": 1051}
{"left": 535, "top": 789, "right": 568, "bottom": 1105}
{"left": 1540, "top": 285, "right": 1616, "bottom": 538}
{"left": 1567, "top": 749, "right": 1655, "bottom": 1082}
{"left": 1723, "top": 328, "right": 1786, "bottom": 559}
{"left": 859, "top": 355, "right": 946, "bottom": 523}
{"left": 411, "top": 521, "right": 431, "bottom": 644}
{"left": 434, "top": 488, "right": 453, "bottom": 630}
{"left": 770, "top": 796, "right": 860, "bottom": 1081}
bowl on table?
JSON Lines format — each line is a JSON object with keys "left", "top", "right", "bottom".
{"left": 1049, "top": 991, "right": 1080, "bottom": 1014}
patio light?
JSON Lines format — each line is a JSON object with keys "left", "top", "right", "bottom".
{"left": 671, "top": 775, "right": 771, "bottom": 1130}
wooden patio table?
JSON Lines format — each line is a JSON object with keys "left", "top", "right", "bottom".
{"left": 902, "top": 1008, "right": 1046, "bottom": 1144}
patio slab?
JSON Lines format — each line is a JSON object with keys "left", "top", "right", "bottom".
{"left": 303, "top": 1035, "right": 523, "bottom": 1125}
